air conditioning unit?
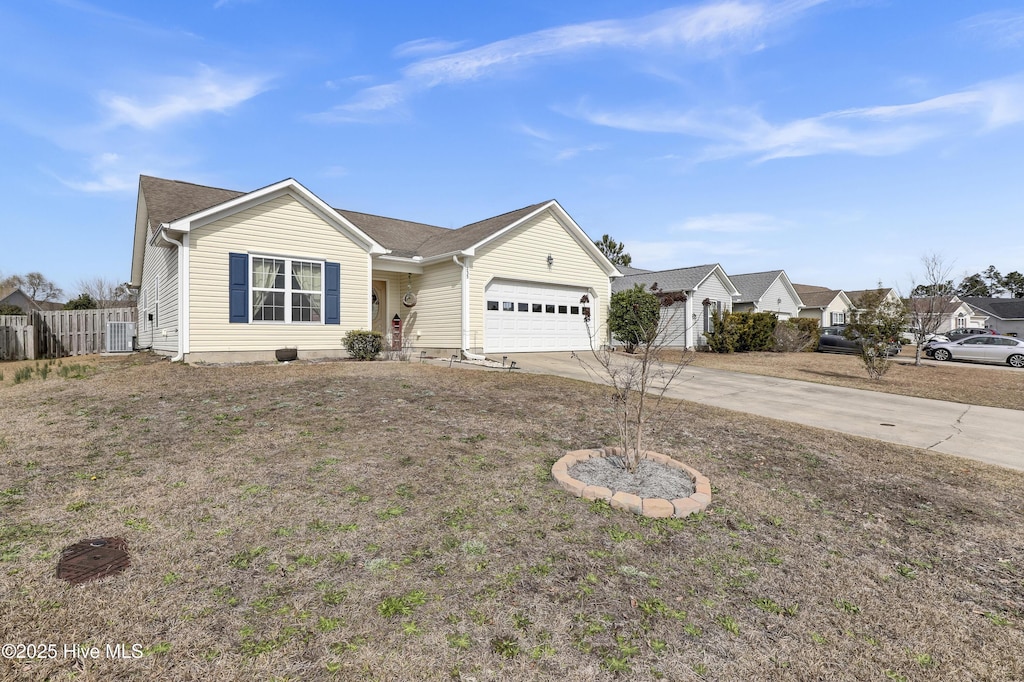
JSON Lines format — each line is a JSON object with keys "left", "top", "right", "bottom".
{"left": 106, "top": 321, "right": 136, "bottom": 353}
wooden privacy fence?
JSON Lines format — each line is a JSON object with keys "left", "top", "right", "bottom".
{"left": 0, "top": 315, "right": 34, "bottom": 361}
{"left": 0, "top": 308, "right": 137, "bottom": 360}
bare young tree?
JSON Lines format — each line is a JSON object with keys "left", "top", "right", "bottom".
{"left": 75, "top": 276, "right": 134, "bottom": 307}
{"left": 904, "top": 253, "right": 955, "bottom": 367}
{"left": 576, "top": 284, "right": 691, "bottom": 474}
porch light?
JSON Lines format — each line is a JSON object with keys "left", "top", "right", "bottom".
{"left": 547, "top": 254, "right": 554, "bottom": 266}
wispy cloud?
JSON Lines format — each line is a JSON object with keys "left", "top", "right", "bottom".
{"left": 674, "top": 212, "right": 789, "bottom": 232}
{"left": 960, "top": 11, "right": 1024, "bottom": 48}
{"left": 576, "top": 75, "right": 1024, "bottom": 162}
{"left": 392, "top": 38, "right": 468, "bottom": 59}
{"left": 554, "top": 144, "right": 603, "bottom": 161}
{"left": 313, "top": 0, "right": 825, "bottom": 122}
{"left": 52, "top": 152, "right": 137, "bottom": 193}
{"left": 628, "top": 238, "right": 768, "bottom": 270}
{"left": 100, "top": 66, "right": 270, "bottom": 130}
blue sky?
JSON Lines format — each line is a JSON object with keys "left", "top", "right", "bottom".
{"left": 2, "top": 0, "right": 1024, "bottom": 298}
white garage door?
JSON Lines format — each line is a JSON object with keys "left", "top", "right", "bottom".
{"left": 484, "top": 280, "right": 594, "bottom": 353}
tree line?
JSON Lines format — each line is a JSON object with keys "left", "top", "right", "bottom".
{"left": 911, "top": 265, "right": 1024, "bottom": 299}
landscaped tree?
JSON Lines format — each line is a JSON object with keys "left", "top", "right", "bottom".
{"left": 608, "top": 284, "right": 660, "bottom": 353}
{"left": 578, "top": 284, "right": 689, "bottom": 474}
{"left": 845, "top": 288, "right": 906, "bottom": 380}
{"left": 594, "top": 234, "right": 632, "bottom": 268}
{"left": 905, "top": 253, "right": 955, "bottom": 367}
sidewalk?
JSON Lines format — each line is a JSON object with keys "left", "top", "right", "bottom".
{"left": 503, "top": 352, "right": 1024, "bottom": 472}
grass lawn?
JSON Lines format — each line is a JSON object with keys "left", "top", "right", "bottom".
{"left": 1, "top": 354, "right": 1022, "bottom": 680}
{"left": 686, "top": 350, "right": 1024, "bottom": 412}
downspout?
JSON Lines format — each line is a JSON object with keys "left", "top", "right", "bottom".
{"left": 158, "top": 228, "right": 185, "bottom": 362}
{"left": 452, "top": 255, "right": 469, "bottom": 354}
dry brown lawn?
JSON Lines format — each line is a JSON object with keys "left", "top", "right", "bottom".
{"left": 1, "top": 353, "right": 1022, "bottom": 681}
{"left": 686, "top": 350, "right": 1024, "bottom": 412}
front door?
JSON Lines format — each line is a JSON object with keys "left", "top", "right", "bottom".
{"left": 371, "top": 280, "right": 387, "bottom": 336}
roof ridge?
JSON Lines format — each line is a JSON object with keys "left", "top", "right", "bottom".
{"left": 335, "top": 207, "right": 449, "bottom": 232}
{"left": 458, "top": 199, "right": 552, "bottom": 230}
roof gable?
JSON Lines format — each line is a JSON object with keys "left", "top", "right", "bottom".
{"left": 612, "top": 263, "right": 739, "bottom": 296}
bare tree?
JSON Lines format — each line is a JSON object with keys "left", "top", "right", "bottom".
{"left": 75, "top": 276, "right": 134, "bottom": 307}
{"left": 2, "top": 272, "right": 63, "bottom": 303}
{"left": 576, "top": 285, "right": 691, "bottom": 474}
{"left": 904, "top": 254, "right": 955, "bottom": 367}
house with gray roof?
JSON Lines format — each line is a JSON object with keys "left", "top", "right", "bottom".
{"left": 793, "top": 284, "right": 854, "bottom": 327}
{"left": 961, "top": 297, "right": 1024, "bottom": 338}
{"left": 130, "top": 175, "right": 620, "bottom": 362}
{"left": 612, "top": 263, "right": 739, "bottom": 349}
{"left": 731, "top": 270, "right": 802, "bottom": 320}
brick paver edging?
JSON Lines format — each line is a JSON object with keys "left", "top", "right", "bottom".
{"left": 551, "top": 447, "right": 711, "bottom": 518}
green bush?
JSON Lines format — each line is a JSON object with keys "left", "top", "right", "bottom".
{"left": 609, "top": 285, "right": 661, "bottom": 353}
{"left": 342, "top": 330, "right": 384, "bottom": 361}
{"left": 64, "top": 293, "right": 98, "bottom": 310}
{"left": 704, "top": 308, "right": 737, "bottom": 353}
{"left": 0, "top": 304, "right": 24, "bottom": 316}
{"left": 732, "top": 312, "right": 778, "bottom": 351}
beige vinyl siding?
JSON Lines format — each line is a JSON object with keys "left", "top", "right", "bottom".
{"left": 404, "top": 261, "right": 462, "bottom": 350}
{"left": 468, "top": 210, "right": 609, "bottom": 352}
{"left": 139, "top": 233, "right": 179, "bottom": 353}
{"left": 188, "top": 193, "right": 371, "bottom": 352}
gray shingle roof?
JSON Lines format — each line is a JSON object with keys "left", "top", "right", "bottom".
{"left": 731, "top": 270, "right": 783, "bottom": 304}
{"left": 140, "top": 176, "right": 244, "bottom": 232}
{"left": 962, "top": 296, "right": 1024, "bottom": 320}
{"left": 615, "top": 266, "right": 653, "bottom": 275}
{"left": 612, "top": 264, "right": 720, "bottom": 294}
{"left": 139, "top": 176, "right": 555, "bottom": 259}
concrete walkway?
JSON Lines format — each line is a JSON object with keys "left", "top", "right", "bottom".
{"left": 502, "top": 352, "right": 1024, "bottom": 472}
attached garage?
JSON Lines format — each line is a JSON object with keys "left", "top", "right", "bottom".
{"left": 484, "top": 279, "right": 594, "bottom": 352}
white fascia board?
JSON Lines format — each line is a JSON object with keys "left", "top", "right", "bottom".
{"left": 373, "top": 256, "right": 424, "bottom": 274}
{"left": 165, "top": 178, "right": 388, "bottom": 255}
{"left": 417, "top": 247, "right": 477, "bottom": 265}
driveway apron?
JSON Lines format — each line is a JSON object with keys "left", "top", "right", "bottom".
{"left": 503, "top": 352, "right": 1024, "bottom": 472}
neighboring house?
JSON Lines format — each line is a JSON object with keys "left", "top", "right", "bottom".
{"left": 904, "top": 296, "right": 988, "bottom": 336}
{"left": 961, "top": 297, "right": 1024, "bottom": 338}
{"left": 793, "top": 284, "right": 854, "bottom": 327}
{"left": 130, "top": 176, "right": 620, "bottom": 363}
{"left": 611, "top": 264, "right": 739, "bottom": 349}
{"left": 846, "top": 287, "right": 902, "bottom": 311}
{"left": 0, "top": 286, "right": 40, "bottom": 314}
{"left": 731, "top": 270, "right": 803, "bottom": 320}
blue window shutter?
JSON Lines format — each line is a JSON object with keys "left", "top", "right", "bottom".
{"left": 324, "top": 261, "right": 340, "bottom": 324}
{"left": 229, "top": 253, "right": 248, "bottom": 323}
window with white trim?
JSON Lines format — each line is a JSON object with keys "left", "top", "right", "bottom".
{"left": 830, "top": 311, "right": 846, "bottom": 326}
{"left": 251, "top": 256, "right": 323, "bottom": 323}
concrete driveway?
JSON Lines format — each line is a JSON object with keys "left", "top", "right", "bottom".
{"left": 503, "top": 352, "right": 1024, "bottom": 472}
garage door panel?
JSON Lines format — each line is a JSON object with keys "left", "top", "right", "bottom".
{"left": 484, "top": 279, "right": 593, "bottom": 353}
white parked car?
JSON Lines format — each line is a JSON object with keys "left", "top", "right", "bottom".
{"left": 925, "top": 334, "right": 1024, "bottom": 368}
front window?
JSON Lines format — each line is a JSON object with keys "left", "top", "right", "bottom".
{"left": 252, "top": 256, "right": 322, "bottom": 323}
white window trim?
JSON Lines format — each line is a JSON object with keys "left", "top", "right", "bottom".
{"left": 248, "top": 253, "right": 326, "bottom": 325}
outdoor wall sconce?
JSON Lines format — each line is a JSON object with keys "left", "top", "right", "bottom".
{"left": 547, "top": 254, "right": 554, "bottom": 266}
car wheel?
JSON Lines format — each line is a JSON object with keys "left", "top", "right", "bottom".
{"left": 933, "top": 348, "right": 951, "bottom": 361}
{"left": 1008, "top": 354, "right": 1024, "bottom": 369}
